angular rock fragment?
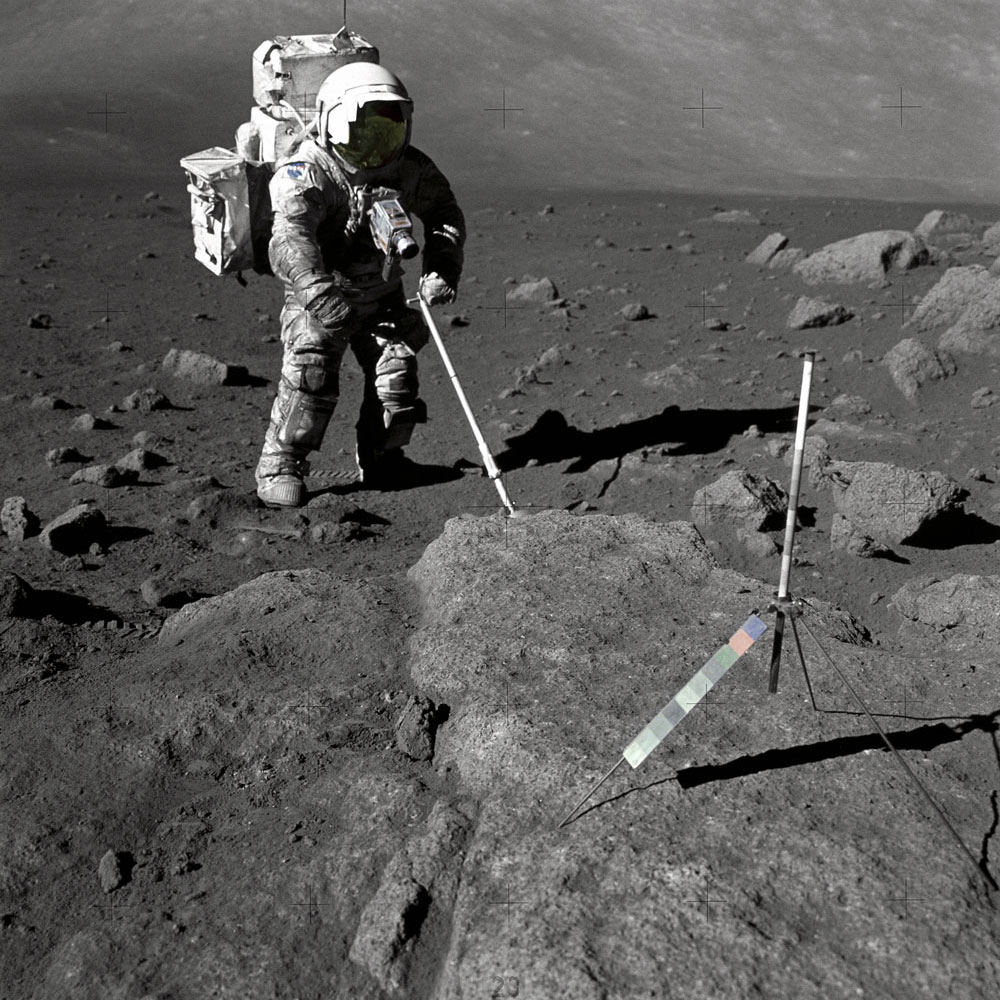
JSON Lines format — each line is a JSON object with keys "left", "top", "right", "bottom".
{"left": 691, "top": 469, "right": 786, "bottom": 532}
{"left": 121, "top": 387, "right": 171, "bottom": 412}
{"left": 506, "top": 277, "right": 558, "bottom": 302}
{"left": 162, "top": 348, "right": 249, "bottom": 386}
{"left": 98, "top": 850, "right": 128, "bottom": 893}
{"left": 115, "top": 447, "right": 167, "bottom": 472}
{"left": 745, "top": 232, "right": 788, "bottom": 265}
{"left": 786, "top": 295, "right": 854, "bottom": 329}
{"left": 30, "top": 393, "right": 71, "bottom": 410}
{"left": 768, "top": 247, "right": 805, "bottom": 270}
{"left": 0, "top": 571, "right": 36, "bottom": 618}
{"left": 69, "top": 465, "right": 138, "bottom": 488}
{"left": 829, "top": 511, "right": 891, "bottom": 558}
{"left": 1, "top": 496, "right": 40, "bottom": 541}
{"left": 881, "top": 338, "right": 956, "bottom": 398}
{"left": 45, "top": 447, "right": 89, "bottom": 466}
{"left": 394, "top": 695, "right": 439, "bottom": 761}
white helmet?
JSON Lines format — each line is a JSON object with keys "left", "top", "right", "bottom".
{"left": 315, "top": 62, "right": 413, "bottom": 173}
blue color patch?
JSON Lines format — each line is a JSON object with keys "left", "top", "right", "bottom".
{"left": 284, "top": 163, "right": 306, "bottom": 179}
{"left": 742, "top": 614, "right": 768, "bottom": 640}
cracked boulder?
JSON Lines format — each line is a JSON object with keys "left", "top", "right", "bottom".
{"left": 827, "top": 460, "right": 965, "bottom": 549}
{"left": 890, "top": 574, "right": 1000, "bottom": 644}
{"left": 904, "top": 265, "right": 994, "bottom": 334}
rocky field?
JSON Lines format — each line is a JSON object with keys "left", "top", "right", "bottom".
{"left": 2, "top": 182, "right": 1000, "bottom": 998}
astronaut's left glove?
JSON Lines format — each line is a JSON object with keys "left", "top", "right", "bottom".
{"left": 419, "top": 272, "right": 457, "bottom": 306}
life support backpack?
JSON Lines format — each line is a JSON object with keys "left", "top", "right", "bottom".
{"left": 179, "top": 27, "right": 378, "bottom": 281}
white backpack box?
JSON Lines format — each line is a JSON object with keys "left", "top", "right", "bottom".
{"left": 180, "top": 27, "right": 379, "bottom": 279}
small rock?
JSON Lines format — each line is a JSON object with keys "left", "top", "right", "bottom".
{"left": 161, "top": 348, "right": 248, "bottom": 386}
{"left": 394, "top": 695, "right": 439, "bottom": 761}
{"left": 69, "top": 465, "right": 138, "bottom": 488}
{"left": 98, "top": 850, "right": 127, "bottom": 893}
{"left": 538, "top": 204, "right": 554, "bottom": 216}
{"left": 115, "top": 448, "right": 166, "bottom": 472}
{"left": 0, "top": 572, "right": 35, "bottom": 617}
{"left": 619, "top": 303, "right": 650, "bottom": 321}
{"left": 39, "top": 503, "right": 107, "bottom": 555}
{"left": 745, "top": 232, "right": 788, "bottom": 265}
{"left": 712, "top": 209, "right": 761, "bottom": 224}
{"left": 971, "top": 387, "right": 996, "bottom": 409}
{"left": 132, "top": 430, "right": 165, "bottom": 449}
{"left": 122, "top": 387, "right": 171, "bottom": 412}
{"left": 71, "top": 413, "right": 98, "bottom": 431}
{"left": 1, "top": 497, "right": 40, "bottom": 541}
{"left": 140, "top": 573, "right": 203, "bottom": 609}
{"left": 310, "top": 521, "right": 354, "bottom": 544}
{"left": 28, "top": 313, "right": 53, "bottom": 329}
{"left": 967, "top": 468, "right": 989, "bottom": 482}
{"left": 767, "top": 247, "right": 805, "bottom": 270}
{"left": 163, "top": 475, "right": 224, "bottom": 496}
{"left": 30, "top": 393, "right": 71, "bottom": 410}
{"left": 507, "top": 277, "right": 558, "bottom": 303}
{"left": 830, "top": 512, "right": 891, "bottom": 558}
{"left": 45, "top": 447, "right": 89, "bottom": 466}
{"left": 107, "top": 341, "right": 128, "bottom": 352}
{"left": 786, "top": 296, "right": 854, "bottom": 330}
{"left": 882, "top": 338, "right": 956, "bottom": 399}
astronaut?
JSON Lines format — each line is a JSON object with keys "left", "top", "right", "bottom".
{"left": 255, "top": 61, "right": 466, "bottom": 508}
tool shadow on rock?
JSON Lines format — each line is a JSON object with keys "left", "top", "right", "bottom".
{"left": 495, "top": 405, "right": 804, "bottom": 473}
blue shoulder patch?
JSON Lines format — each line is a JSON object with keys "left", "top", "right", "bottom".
{"left": 284, "top": 162, "right": 307, "bottom": 180}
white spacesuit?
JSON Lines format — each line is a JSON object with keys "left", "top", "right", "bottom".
{"left": 255, "top": 61, "right": 466, "bottom": 508}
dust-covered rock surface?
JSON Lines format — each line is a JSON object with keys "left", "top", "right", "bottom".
{"left": 3, "top": 183, "right": 1000, "bottom": 999}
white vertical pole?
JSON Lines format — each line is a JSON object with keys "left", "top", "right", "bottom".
{"left": 768, "top": 351, "right": 815, "bottom": 694}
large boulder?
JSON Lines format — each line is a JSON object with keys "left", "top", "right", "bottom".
{"left": 827, "top": 461, "right": 965, "bottom": 547}
{"left": 38, "top": 503, "right": 107, "bottom": 555}
{"left": 904, "top": 265, "right": 994, "bottom": 333}
{"left": 938, "top": 278, "right": 1000, "bottom": 356}
{"left": 792, "top": 230, "right": 930, "bottom": 285}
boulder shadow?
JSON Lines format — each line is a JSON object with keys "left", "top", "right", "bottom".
{"left": 905, "top": 511, "right": 1000, "bottom": 550}
{"left": 495, "top": 405, "right": 804, "bottom": 473}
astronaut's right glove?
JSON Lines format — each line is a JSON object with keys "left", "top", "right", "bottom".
{"left": 419, "top": 272, "right": 458, "bottom": 306}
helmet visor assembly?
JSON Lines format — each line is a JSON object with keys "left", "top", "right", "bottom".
{"left": 332, "top": 100, "right": 410, "bottom": 169}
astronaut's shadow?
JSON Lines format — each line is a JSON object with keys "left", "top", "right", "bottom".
{"left": 495, "top": 405, "right": 803, "bottom": 473}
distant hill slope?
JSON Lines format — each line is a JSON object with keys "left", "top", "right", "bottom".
{"left": 1, "top": 0, "right": 998, "bottom": 199}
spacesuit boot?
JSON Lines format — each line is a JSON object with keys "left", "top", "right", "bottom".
{"left": 256, "top": 359, "right": 340, "bottom": 507}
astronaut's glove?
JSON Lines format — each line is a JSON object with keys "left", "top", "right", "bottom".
{"left": 419, "top": 272, "right": 457, "bottom": 306}
{"left": 305, "top": 286, "right": 357, "bottom": 333}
